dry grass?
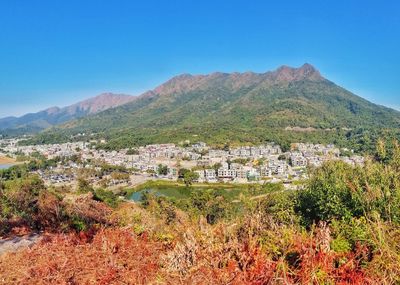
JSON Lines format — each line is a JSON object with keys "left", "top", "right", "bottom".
{"left": 0, "top": 228, "right": 164, "bottom": 285}
{"left": 0, "top": 204, "right": 395, "bottom": 284}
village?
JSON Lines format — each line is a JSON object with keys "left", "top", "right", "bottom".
{"left": 0, "top": 138, "right": 365, "bottom": 188}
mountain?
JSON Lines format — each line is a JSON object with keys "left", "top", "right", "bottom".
{"left": 0, "top": 93, "right": 136, "bottom": 134}
{"left": 23, "top": 64, "right": 400, "bottom": 150}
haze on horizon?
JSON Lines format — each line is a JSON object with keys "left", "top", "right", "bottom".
{"left": 0, "top": 0, "right": 399, "bottom": 117}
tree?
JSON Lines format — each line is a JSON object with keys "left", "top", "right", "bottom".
{"left": 140, "top": 190, "right": 152, "bottom": 207}
{"left": 157, "top": 164, "right": 168, "bottom": 176}
{"left": 0, "top": 175, "right": 46, "bottom": 232}
{"left": 206, "top": 196, "right": 228, "bottom": 224}
{"left": 183, "top": 171, "right": 199, "bottom": 186}
{"left": 392, "top": 140, "right": 400, "bottom": 170}
{"left": 93, "top": 188, "right": 119, "bottom": 208}
{"left": 189, "top": 190, "right": 228, "bottom": 224}
{"left": 126, "top": 148, "right": 139, "bottom": 155}
{"left": 110, "top": 171, "right": 129, "bottom": 181}
{"left": 212, "top": 163, "right": 222, "bottom": 171}
{"left": 278, "top": 154, "right": 287, "bottom": 161}
{"left": 232, "top": 158, "right": 249, "bottom": 165}
{"left": 296, "top": 161, "right": 361, "bottom": 225}
{"left": 375, "top": 139, "right": 387, "bottom": 162}
{"left": 77, "top": 178, "right": 93, "bottom": 193}
{"left": 296, "top": 152, "right": 400, "bottom": 226}
{"left": 223, "top": 143, "right": 230, "bottom": 151}
{"left": 178, "top": 168, "right": 190, "bottom": 179}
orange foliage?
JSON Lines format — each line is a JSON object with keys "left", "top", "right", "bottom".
{"left": 0, "top": 223, "right": 380, "bottom": 284}
{"left": 0, "top": 228, "right": 163, "bottom": 284}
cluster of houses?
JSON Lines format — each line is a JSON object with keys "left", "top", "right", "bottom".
{"left": 0, "top": 138, "right": 365, "bottom": 185}
{"left": 0, "top": 139, "right": 86, "bottom": 159}
{"left": 37, "top": 170, "right": 75, "bottom": 184}
{"left": 193, "top": 161, "right": 289, "bottom": 183}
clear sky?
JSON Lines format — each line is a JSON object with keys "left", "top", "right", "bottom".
{"left": 0, "top": 0, "right": 399, "bottom": 117}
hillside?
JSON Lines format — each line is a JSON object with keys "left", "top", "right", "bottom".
{"left": 0, "top": 93, "right": 135, "bottom": 135}
{"left": 25, "top": 64, "right": 400, "bottom": 150}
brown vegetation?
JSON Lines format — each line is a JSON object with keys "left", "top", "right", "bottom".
{"left": 0, "top": 205, "right": 393, "bottom": 284}
{"left": 0, "top": 228, "right": 162, "bottom": 284}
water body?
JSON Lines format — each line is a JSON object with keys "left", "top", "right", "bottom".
{"left": 129, "top": 189, "right": 166, "bottom": 202}
{"left": 129, "top": 187, "right": 196, "bottom": 202}
{"left": 0, "top": 164, "right": 13, "bottom": 170}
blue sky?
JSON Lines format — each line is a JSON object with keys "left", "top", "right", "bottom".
{"left": 0, "top": 0, "right": 399, "bottom": 117}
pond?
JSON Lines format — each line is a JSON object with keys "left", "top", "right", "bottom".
{"left": 0, "top": 164, "right": 14, "bottom": 170}
{"left": 129, "top": 188, "right": 167, "bottom": 201}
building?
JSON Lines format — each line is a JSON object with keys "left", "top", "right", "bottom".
{"left": 217, "top": 168, "right": 237, "bottom": 179}
{"left": 291, "top": 155, "right": 308, "bottom": 167}
{"left": 205, "top": 169, "right": 217, "bottom": 181}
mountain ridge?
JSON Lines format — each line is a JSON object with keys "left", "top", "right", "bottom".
{"left": 0, "top": 93, "right": 136, "bottom": 134}
{"left": 16, "top": 64, "right": 400, "bottom": 150}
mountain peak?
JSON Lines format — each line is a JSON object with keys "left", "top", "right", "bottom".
{"left": 298, "top": 63, "right": 321, "bottom": 77}
{"left": 272, "top": 63, "right": 323, "bottom": 82}
{"left": 300, "top": 62, "right": 317, "bottom": 71}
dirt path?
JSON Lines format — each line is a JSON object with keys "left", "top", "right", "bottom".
{"left": 0, "top": 234, "right": 41, "bottom": 256}
{"left": 0, "top": 156, "right": 15, "bottom": 164}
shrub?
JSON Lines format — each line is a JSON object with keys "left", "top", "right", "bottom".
{"left": 296, "top": 157, "right": 400, "bottom": 226}
{"left": 93, "top": 188, "right": 120, "bottom": 208}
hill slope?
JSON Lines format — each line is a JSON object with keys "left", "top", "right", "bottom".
{"left": 0, "top": 93, "right": 136, "bottom": 135}
{"left": 25, "top": 64, "right": 400, "bottom": 149}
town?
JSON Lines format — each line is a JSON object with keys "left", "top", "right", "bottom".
{"left": 0, "top": 138, "right": 365, "bottom": 189}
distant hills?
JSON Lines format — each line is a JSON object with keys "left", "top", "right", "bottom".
{"left": 0, "top": 93, "right": 135, "bottom": 135}
{"left": 13, "top": 64, "right": 400, "bottom": 151}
